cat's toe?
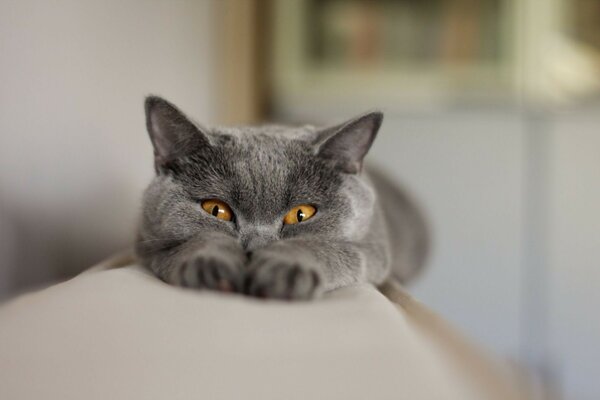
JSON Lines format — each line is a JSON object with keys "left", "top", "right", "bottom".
{"left": 179, "top": 256, "right": 243, "bottom": 293}
{"left": 245, "top": 262, "right": 321, "bottom": 300}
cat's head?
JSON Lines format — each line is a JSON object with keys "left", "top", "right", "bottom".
{"left": 138, "top": 96, "right": 382, "bottom": 255}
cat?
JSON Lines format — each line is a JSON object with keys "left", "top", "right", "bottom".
{"left": 135, "top": 96, "right": 428, "bottom": 300}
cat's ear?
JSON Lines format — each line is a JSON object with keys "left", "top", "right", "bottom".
{"left": 313, "top": 111, "right": 383, "bottom": 174}
{"left": 144, "top": 96, "right": 210, "bottom": 168}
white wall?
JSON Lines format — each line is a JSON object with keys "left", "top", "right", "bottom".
{"left": 0, "top": 0, "right": 216, "bottom": 297}
{"left": 370, "top": 110, "right": 526, "bottom": 358}
{"left": 547, "top": 108, "right": 600, "bottom": 400}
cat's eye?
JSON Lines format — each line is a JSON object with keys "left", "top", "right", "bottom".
{"left": 201, "top": 199, "right": 233, "bottom": 222}
{"left": 283, "top": 204, "right": 317, "bottom": 225}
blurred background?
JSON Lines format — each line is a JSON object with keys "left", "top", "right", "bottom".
{"left": 0, "top": 0, "right": 599, "bottom": 399}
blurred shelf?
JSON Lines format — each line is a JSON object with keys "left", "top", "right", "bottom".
{"left": 269, "top": 0, "right": 600, "bottom": 117}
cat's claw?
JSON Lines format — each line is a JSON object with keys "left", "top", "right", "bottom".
{"left": 244, "top": 261, "right": 322, "bottom": 300}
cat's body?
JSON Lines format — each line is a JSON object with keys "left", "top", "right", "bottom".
{"left": 136, "top": 97, "right": 428, "bottom": 299}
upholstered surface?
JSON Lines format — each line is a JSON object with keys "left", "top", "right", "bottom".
{"left": 0, "top": 261, "right": 524, "bottom": 400}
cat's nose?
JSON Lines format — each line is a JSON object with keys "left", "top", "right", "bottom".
{"left": 241, "top": 229, "right": 278, "bottom": 252}
{"left": 242, "top": 235, "right": 275, "bottom": 252}
{"left": 240, "top": 223, "right": 279, "bottom": 252}
{"left": 245, "top": 251, "right": 253, "bottom": 260}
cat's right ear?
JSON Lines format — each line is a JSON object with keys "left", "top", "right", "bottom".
{"left": 145, "top": 96, "right": 210, "bottom": 170}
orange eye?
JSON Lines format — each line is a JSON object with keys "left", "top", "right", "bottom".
{"left": 283, "top": 204, "right": 316, "bottom": 225}
{"left": 201, "top": 199, "right": 233, "bottom": 221}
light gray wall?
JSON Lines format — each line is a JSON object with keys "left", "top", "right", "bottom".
{"left": 370, "top": 110, "right": 526, "bottom": 358}
{"left": 546, "top": 108, "right": 600, "bottom": 400}
{"left": 0, "top": 0, "right": 216, "bottom": 298}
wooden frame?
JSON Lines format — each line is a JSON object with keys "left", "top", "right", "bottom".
{"left": 215, "top": 0, "right": 271, "bottom": 124}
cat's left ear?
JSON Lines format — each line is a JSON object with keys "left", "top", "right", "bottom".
{"left": 313, "top": 111, "right": 383, "bottom": 174}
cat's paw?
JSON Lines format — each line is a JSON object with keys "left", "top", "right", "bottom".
{"left": 244, "top": 260, "right": 322, "bottom": 300}
{"left": 177, "top": 253, "right": 244, "bottom": 293}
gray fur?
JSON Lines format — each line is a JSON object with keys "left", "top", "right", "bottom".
{"left": 136, "top": 96, "right": 428, "bottom": 300}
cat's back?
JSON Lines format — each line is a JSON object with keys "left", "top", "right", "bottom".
{"left": 365, "top": 166, "right": 429, "bottom": 284}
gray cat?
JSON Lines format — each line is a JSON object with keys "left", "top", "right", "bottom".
{"left": 136, "top": 96, "right": 428, "bottom": 300}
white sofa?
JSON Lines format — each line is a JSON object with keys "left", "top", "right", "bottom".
{"left": 0, "top": 253, "right": 528, "bottom": 400}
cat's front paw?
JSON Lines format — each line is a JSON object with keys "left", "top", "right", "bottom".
{"left": 244, "top": 259, "right": 322, "bottom": 300}
{"left": 177, "top": 252, "right": 244, "bottom": 293}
